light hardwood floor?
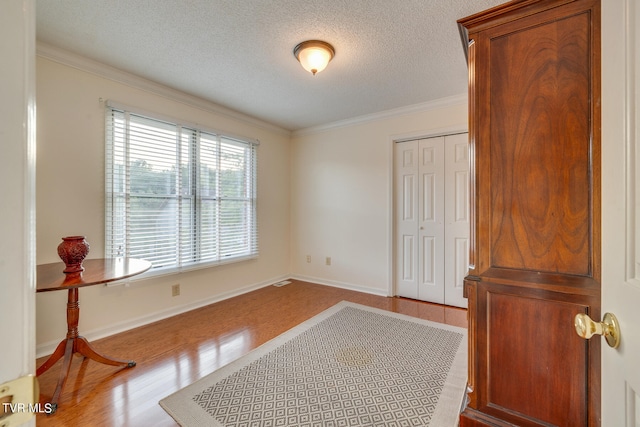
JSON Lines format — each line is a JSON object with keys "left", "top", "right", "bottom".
{"left": 35, "top": 279, "right": 467, "bottom": 426}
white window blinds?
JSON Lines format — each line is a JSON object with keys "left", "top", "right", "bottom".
{"left": 105, "top": 103, "right": 258, "bottom": 274}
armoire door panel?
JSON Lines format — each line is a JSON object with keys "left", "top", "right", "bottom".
{"left": 479, "top": 286, "right": 591, "bottom": 426}
{"left": 486, "top": 8, "right": 593, "bottom": 276}
{"left": 458, "top": 0, "right": 601, "bottom": 425}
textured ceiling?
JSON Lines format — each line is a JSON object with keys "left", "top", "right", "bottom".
{"left": 36, "top": 0, "right": 505, "bottom": 131}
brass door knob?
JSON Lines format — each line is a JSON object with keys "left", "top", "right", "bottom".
{"left": 574, "top": 312, "right": 620, "bottom": 349}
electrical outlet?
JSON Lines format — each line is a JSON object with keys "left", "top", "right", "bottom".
{"left": 326, "top": 257, "right": 331, "bottom": 266}
{"left": 172, "top": 284, "right": 180, "bottom": 297}
{"left": 306, "top": 255, "right": 311, "bottom": 263}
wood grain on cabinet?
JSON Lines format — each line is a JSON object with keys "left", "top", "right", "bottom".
{"left": 458, "top": 1, "right": 601, "bottom": 425}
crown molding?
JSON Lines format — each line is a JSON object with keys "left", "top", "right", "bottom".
{"left": 36, "top": 42, "right": 291, "bottom": 137}
{"left": 36, "top": 42, "right": 467, "bottom": 139}
{"left": 291, "top": 93, "right": 468, "bottom": 137}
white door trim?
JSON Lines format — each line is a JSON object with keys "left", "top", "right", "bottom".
{"left": 601, "top": 0, "right": 640, "bottom": 424}
{"left": 0, "top": 2, "right": 37, "bottom": 425}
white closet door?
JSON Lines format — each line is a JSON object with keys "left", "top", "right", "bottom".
{"left": 394, "top": 140, "right": 419, "bottom": 299}
{"left": 394, "top": 137, "right": 445, "bottom": 303}
{"left": 418, "top": 137, "right": 445, "bottom": 303}
{"left": 444, "top": 133, "right": 469, "bottom": 308}
{"left": 395, "top": 134, "right": 469, "bottom": 308}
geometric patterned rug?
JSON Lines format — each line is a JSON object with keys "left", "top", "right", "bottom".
{"left": 160, "top": 301, "right": 467, "bottom": 426}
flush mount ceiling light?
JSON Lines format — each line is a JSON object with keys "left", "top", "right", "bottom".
{"left": 293, "top": 40, "right": 335, "bottom": 76}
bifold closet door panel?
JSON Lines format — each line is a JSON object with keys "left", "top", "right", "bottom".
{"left": 444, "top": 133, "right": 470, "bottom": 308}
{"left": 417, "top": 137, "right": 446, "bottom": 303}
{"left": 394, "top": 138, "right": 445, "bottom": 302}
{"left": 394, "top": 135, "right": 469, "bottom": 307}
{"left": 394, "top": 140, "right": 420, "bottom": 300}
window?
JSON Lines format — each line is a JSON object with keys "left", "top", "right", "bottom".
{"left": 105, "top": 103, "right": 258, "bottom": 275}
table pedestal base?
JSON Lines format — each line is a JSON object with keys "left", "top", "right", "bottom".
{"left": 36, "top": 288, "right": 135, "bottom": 414}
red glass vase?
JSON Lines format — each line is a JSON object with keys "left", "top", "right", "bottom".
{"left": 57, "top": 236, "right": 90, "bottom": 273}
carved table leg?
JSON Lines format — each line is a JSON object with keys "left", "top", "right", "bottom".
{"left": 37, "top": 287, "right": 135, "bottom": 414}
{"left": 48, "top": 339, "right": 74, "bottom": 414}
{"left": 75, "top": 336, "right": 136, "bottom": 367}
{"left": 36, "top": 339, "right": 67, "bottom": 376}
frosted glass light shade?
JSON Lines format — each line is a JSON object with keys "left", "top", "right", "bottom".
{"left": 293, "top": 40, "right": 335, "bottom": 75}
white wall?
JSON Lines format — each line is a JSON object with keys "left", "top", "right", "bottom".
{"left": 35, "top": 56, "right": 291, "bottom": 355}
{"left": 290, "top": 102, "right": 467, "bottom": 296}
{"left": 35, "top": 50, "right": 468, "bottom": 356}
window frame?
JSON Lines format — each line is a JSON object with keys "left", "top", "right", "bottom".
{"left": 105, "top": 101, "right": 259, "bottom": 278}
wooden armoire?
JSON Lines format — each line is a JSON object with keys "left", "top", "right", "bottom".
{"left": 457, "top": 1, "right": 601, "bottom": 426}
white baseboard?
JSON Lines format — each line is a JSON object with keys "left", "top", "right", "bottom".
{"left": 288, "top": 274, "right": 390, "bottom": 297}
{"left": 36, "top": 274, "right": 290, "bottom": 358}
{"left": 36, "top": 274, "right": 390, "bottom": 358}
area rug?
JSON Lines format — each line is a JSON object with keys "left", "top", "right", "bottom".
{"left": 159, "top": 301, "right": 467, "bottom": 426}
